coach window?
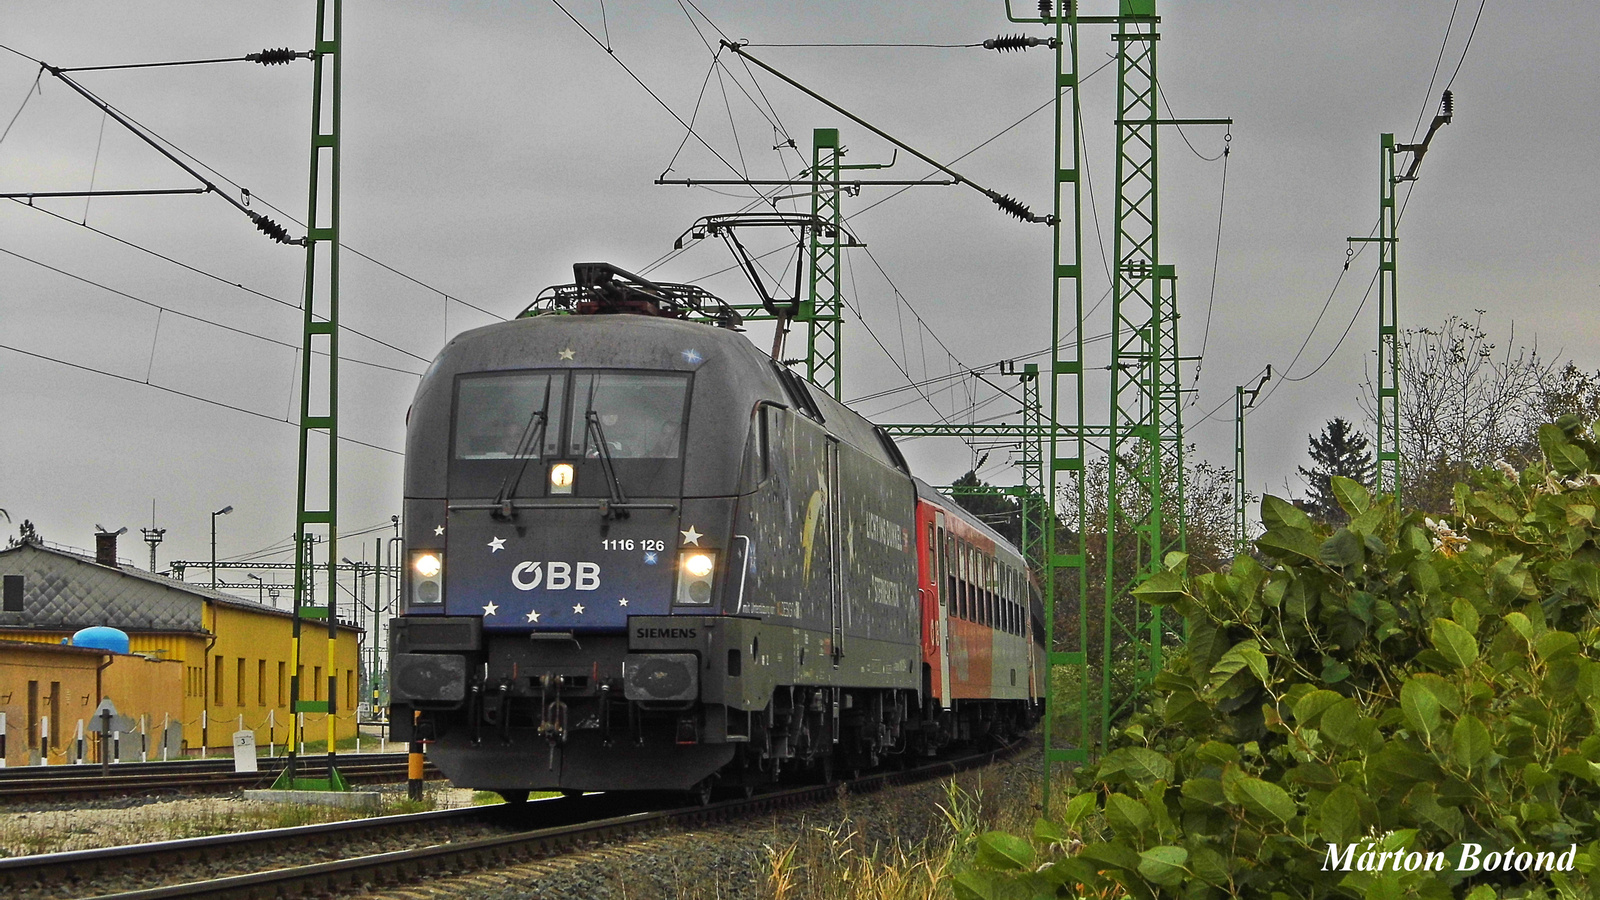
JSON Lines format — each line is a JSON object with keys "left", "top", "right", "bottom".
{"left": 953, "top": 538, "right": 966, "bottom": 614}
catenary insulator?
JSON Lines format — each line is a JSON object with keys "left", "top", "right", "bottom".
{"left": 988, "top": 191, "right": 1035, "bottom": 222}
{"left": 1039, "top": 0, "right": 1052, "bottom": 18}
{"left": 250, "top": 212, "right": 298, "bottom": 245}
{"left": 247, "top": 48, "right": 301, "bottom": 66}
{"left": 983, "top": 34, "right": 1053, "bottom": 52}
{"left": 1441, "top": 90, "right": 1454, "bottom": 119}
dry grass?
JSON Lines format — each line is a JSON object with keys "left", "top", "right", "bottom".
{"left": 759, "top": 767, "right": 1039, "bottom": 900}
{"left": 0, "top": 783, "right": 470, "bottom": 858}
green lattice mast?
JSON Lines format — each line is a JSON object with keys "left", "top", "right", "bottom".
{"left": 282, "top": 0, "right": 345, "bottom": 790}
{"left": 804, "top": 128, "right": 844, "bottom": 398}
{"left": 1102, "top": 0, "right": 1167, "bottom": 741}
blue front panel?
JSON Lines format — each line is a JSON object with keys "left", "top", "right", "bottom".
{"left": 444, "top": 507, "right": 681, "bottom": 631}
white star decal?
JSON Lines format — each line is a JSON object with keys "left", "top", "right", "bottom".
{"left": 572, "top": 603, "right": 586, "bottom": 615}
{"left": 487, "top": 536, "right": 506, "bottom": 553}
{"left": 680, "top": 526, "right": 702, "bottom": 546}
{"left": 618, "top": 597, "right": 629, "bottom": 607}
{"left": 482, "top": 601, "right": 499, "bottom": 616}
{"left": 558, "top": 347, "right": 575, "bottom": 360}
{"left": 526, "top": 609, "right": 541, "bottom": 623}
{"left": 434, "top": 525, "right": 445, "bottom": 536}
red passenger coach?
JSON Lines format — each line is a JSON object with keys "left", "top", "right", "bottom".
{"left": 914, "top": 480, "right": 1039, "bottom": 712}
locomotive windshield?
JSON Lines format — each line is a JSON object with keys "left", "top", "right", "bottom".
{"left": 454, "top": 372, "right": 565, "bottom": 460}
{"left": 568, "top": 372, "right": 689, "bottom": 460}
{"left": 448, "top": 369, "right": 691, "bottom": 500}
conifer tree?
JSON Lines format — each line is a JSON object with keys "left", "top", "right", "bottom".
{"left": 1298, "top": 418, "right": 1375, "bottom": 524}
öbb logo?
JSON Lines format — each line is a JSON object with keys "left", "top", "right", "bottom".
{"left": 511, "top": 561, "right": 600, "bottom": 591}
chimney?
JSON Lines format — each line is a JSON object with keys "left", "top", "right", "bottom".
{"left": 95, "top": 531, "right": 119, "bottom": 568}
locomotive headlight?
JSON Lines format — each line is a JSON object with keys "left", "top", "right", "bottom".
{"left": 414, "top": 553, "right": 443, "bottom": 578}
{"left": 550, "top": 462, "right": 575, "bottom": 494}
{"left": 684, "top": 553, "right": 714, "bottom": 578}
{"left": 411, "top": 551, "right": 444, "bottom": 606}
{"left": 676, "top": 551, "right": 717, "bottom": 605}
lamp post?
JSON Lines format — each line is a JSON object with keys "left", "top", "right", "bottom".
{"left": 246, "top": 572, "right": 264, "bottom": 605}
{"left": 210, "top": 505, "right": 233, "bottom": 590}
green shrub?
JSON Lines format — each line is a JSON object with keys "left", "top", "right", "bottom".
{"left": 958, "top": 416, "right": 1600, "bottom": 899}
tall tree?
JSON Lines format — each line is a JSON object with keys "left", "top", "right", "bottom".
{"left": 1298, "top": 418, "right": 1375, "bottom": 525}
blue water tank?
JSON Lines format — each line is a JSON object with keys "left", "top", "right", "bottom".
{"left": 72, "top": 626, "right": 130, "bottom": 655}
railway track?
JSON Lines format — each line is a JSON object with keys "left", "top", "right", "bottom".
{"left": 0, "top": 753, "right": 441, "bottom": 803}
{"left": 1, "top": 737, "right": 1028, "bottom": 899}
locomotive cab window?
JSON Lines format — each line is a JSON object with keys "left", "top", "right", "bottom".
{"left": 454, "top": 371, "right": 565, "bottom": 460}
{"left": 569, "top": 372, "right": 690, "bottom": 459}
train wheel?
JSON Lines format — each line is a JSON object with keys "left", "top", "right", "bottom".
{"left": 688, "top": 776, "right": 716, "bottom": 807}
{"left": 499, "top": 790, "right": 530, "bottom": 805}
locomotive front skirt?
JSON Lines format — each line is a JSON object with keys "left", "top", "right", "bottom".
{"left": 390, "top": 302, "right": 1042, "bottom": 796}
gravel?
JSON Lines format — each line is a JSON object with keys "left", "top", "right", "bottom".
{"left": 349, "top": 750, "right": 1040, "bottom": 900}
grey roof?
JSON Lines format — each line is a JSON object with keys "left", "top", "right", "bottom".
{"left": 0, "top": 543, "right": 359, "bottom": 633}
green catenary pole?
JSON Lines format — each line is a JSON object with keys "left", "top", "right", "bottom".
{"left": 1001, "top": 0, "right": 1092, "bottom": 812}
{"left": 283, "top": 0, "right": 344, "bottom": 791}
{"left": 1234, "top": 385, "right": 1247, "bottom": 553}
{"left": 1103, "top": 0, "right": 1167, "bottom": 744}
{"left": 805, "top": 128, "right": 844, "bottom": 398}
{"left": 1376, "top": 133, "right": 1401, "bottom": 503}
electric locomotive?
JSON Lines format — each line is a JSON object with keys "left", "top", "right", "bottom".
{"left": 389, "top": 264, "right": 1041, "bottom": 799}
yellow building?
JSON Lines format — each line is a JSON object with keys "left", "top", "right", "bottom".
{"left": 0, "top": 640, "right": 184, "bottom": 766}
{"left": 0, "top": 540, "right": 361, "bottom": 752}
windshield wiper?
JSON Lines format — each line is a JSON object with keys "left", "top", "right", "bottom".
{"left": 585, "top": 409, "right": 630, "bottom": 519}
{"left": 491, "top": 381, "right": 554, "bottom": 519}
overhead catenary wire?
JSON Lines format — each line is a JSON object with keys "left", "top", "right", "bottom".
{"left": 0, "top": 244, "right": 428, "bottom": 376}
{"left": 0, "top": 340, "right": 401, "bottom": 456}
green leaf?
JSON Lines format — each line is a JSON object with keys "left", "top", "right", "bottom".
{"left": 1188, "top": 846, "right": 1230, "bottom": 887}
{"left": 1431, "top": 618, "right": 1480, "bottom": 669}
{"left": 1105, "top": 792, "right": 1151, "bottom": 836}
{"left": 1033, "top": 818, "right": 1065, "bottom": 845}
{"left": 1321, "top": 658, "right": 1352, "bottom": 684}
{"left": 1450, "top": 597, "right": 1479, "bottom": 634}
{"left": 1211, "top": 640, "right": 1271, "bottom": 689}
{"left": 1137, "top": 846, "right": 1190, "bottom": 887}
{"left": 1099, "top": 747, "right": 1175, "bottom": 787}
{"left": 950, "top": 867, "right": 996, "bottom": 900}
{"left": 1331, "top": 475, "right": 1371, "bottom": 517}
{"left": 1235, "top": 777, "right": 1296, "bottom": 823}
{"left": 975, "top": 831, "right": 1035, "bottom": 870}
{"left": 1320, "top": 698, "right": 1361, "bottom": 745}
{"left": 1543, "top": 422, "right": 1590, "bottom": 475}
{"left": 1260, "top": 493, "right": 1313, "bottom": 531}
{"left": 1257, "top": 527, "right": 1324, "bottom": 563}
{"left": 1078, "top": 840, "right": 1141, "bottom": 872}
{"left": 1400, "top": 678, "right": 1441, "bottom": 741}
{"left": 1132, "top": 569, "right": 1187, "bottom": 606}
{"left": 1062, "top": 791, "right": 1097, "bottom": 827}
{"left": 1318, "top": 784, "right": 1364, "bottom": 844}
{"left": 1319, "top": 528, "right": 1365, "bottom": 568}
{"left": 1292, "top": 689, "right": 1346, "bottom": 727}
{"left": 1536, "top": 631, "right": 1580, "bottom": 662}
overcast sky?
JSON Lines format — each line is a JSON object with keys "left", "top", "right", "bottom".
{"left": 2, "top": 1, "right": 1595, "bottom": 591}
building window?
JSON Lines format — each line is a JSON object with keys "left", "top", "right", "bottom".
{"left": 313, "top": 666, "right": 322, "bottom": 701}
{"left": 258, "top": 660, "right": 267, "bottom": 706}
{"left": 214, "top": 656, "right": 224, "bottom": 705}
{"left": 236, "top": 658, "right": 246, "bottom": 706}
{"left": 346, "top": 670, "right": 354, "bottom": 711}
{"left": 2, "top": 574, "right": 22, "bottom": 612}
{"left": 278, "top": 662, "right": 286, "bottom": 707}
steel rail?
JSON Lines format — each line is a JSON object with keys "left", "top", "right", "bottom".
{"left": 0, "top": 758, "right": 439, "bottom": 803}
{"left": 34, "top": 737, "right": 1028, "bottom": 900}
